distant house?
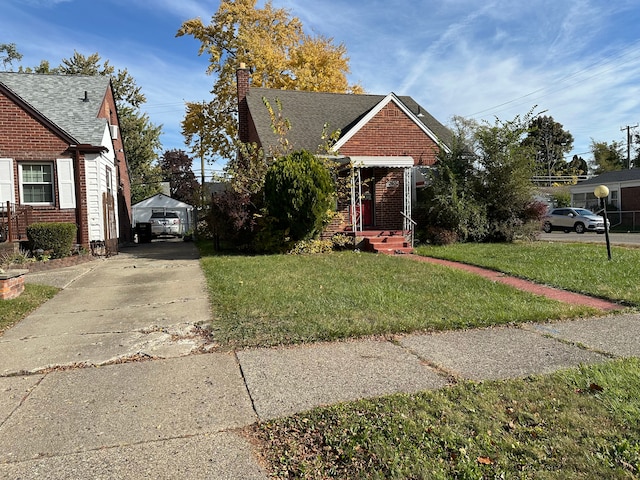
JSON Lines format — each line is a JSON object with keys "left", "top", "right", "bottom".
{"left": 0, "top": 72, "right": 131, "bottom": 254}
{"left": 571, "top": 169, "right": 640, "bottom": 211}
{"left": 235, "top": 65, "right": 452, "bottom": 250}
{"left": 571, "top": 169, "right": 640, "bottom": 228}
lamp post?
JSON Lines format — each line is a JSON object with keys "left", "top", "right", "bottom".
{"left": 594, "top": 185, "right": 611, "bottom": 260}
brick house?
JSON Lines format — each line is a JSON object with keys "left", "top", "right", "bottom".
{"left": 0, "top": 72, "right": 132, "bottom": 254}
{"left": 236, "top": 65, "right": 452, "bottom": 251}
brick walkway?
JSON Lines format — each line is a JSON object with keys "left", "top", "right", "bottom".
{"left": 407, "top": 255, "right": 621, "bottom": 311}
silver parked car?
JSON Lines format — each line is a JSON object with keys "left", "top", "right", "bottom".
{"left": 542, "top": 207, "right": 608, "bottom": 234}
{"left": 149, "top": 211, "right": 182, "bottom": 237}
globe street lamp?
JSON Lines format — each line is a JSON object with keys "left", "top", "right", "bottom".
{"left": 594, "top": 185, "right": 611, "bottom": 260}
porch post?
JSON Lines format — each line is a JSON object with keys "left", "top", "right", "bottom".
{"left": 358, "top": 168, "right": 363, "bottom": 232}
{"left": 403, "top": 167, "right": 412, "bottom": 231}
{"left": 350, "top": 168, "right": 356, "bottom": 232}
{"left": 350, "top": 167, "right": 363, "bottom": 233}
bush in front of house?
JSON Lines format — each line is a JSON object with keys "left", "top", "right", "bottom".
{"left": 416, "top": 111, "right": 548, "bottom": 244}
{"left": 264, "top": 150, "right": 335, "bottom": 243}
{"left": 26, "top": 222, "right": 77, "bottom": 258}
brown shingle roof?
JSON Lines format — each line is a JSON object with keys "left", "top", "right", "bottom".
{"left": 245, "top": 87, "right": 452, "bottom": 153}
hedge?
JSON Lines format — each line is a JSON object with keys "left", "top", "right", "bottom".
{"left": 26, "top": 222, "right": 77, "bottom": 258}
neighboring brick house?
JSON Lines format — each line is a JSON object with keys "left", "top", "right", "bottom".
{"left": 236, "top": 65, "right": 452, "bottom": 246}
{"left": 0, "top": 72, "right": 132, "bottom": 254}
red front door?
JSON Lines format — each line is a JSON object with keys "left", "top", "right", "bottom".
{"left": 361, "top": 196, "right": 373, "bottom": 227}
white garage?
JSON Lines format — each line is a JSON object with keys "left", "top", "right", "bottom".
{"left": 132, "top": 194, "right": 196, "bottom": 235}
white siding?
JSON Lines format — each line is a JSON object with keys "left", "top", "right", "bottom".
{"left": 101, "top": 126, "right": 119, "bottom": 239}
{"left": 84, "top": 153, "right": 103, "bottom": 241}
{"left": 84, "top": 126, "right": 120, "bottom": 242}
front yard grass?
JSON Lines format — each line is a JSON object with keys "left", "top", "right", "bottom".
{"left": 416, "top": 242, "right": 640, "bottom": 305}
{"left": 0, "top": 284, "right": 59, "bottom": 335}
{"left": 199, "top": 241, "right": 639, "bottom": 477}
{"left": 198, "top": 250, "right": 598, "bottom": 349}
{"left": 253, "top": 358, "right": 640, "bottom": 478}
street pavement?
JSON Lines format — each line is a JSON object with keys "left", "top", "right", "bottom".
{"left": 0, "top": 239, "right": 639, "bottom": 478}
{"left": 539, "top": 230, "right": 640, "bottom": 246}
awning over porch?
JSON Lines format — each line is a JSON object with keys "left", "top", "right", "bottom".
{"left": 329, "top": 155, "right": 415, "bottom": 168}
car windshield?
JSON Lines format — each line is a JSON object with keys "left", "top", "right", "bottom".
{"left": 574, "top": 209, "right": 594, "bottom": 216}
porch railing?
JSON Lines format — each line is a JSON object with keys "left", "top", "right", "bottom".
{"left": 0, "top": 201, "right": 33, "bottom": 242}
{"left": 400, "top": 211, "right": 417, "bottom": 248}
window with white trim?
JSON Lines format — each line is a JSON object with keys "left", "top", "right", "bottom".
{"left": 19, "top": 163, "right": 54, "bottom": 205}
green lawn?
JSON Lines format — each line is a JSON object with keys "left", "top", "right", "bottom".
{"left": 416, "top": 242, "right": 640, "bottom": 305}
{"left": 198, "top": 251, "right": 598, "bottom": 349}
{"left": 253, "top": 358, "right": 640, "bottom": 479}
{"left": 198, "top": 241, "right": 640, "bottom": 478}
{"left": 0, "top": 284, "right": 59, "bottom": 335}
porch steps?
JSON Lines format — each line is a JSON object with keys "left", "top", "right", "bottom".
{"left": 359, "top": 230, "right": 413, "bottom": 255}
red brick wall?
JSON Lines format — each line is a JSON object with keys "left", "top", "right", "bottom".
{"left": 373, "top": 168, "right": 404, "bottom": 229}
{"left": 0, "top": 91, "right": 88, "bottom": 245}
{"left": 237, "top": 67, "right": 251, "bottom": 143}
{"left": 0, "top": 273, "right": 25, "bottom": 300}
{"left": 339, "top": 102, "right": 440, "bottom": 166}
{"left": 0, "top": 94, "right": 70, "bottom": 160}
{"left": 335, "top": 102, "right": 432, "bottom": 230}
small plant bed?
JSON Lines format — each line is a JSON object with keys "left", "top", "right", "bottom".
{"left": 0, "top": 284, "right": 59, "bottom": 335}
{"left": 198, "top": 250, "right": 597, "bottom": 349}
{"left": 252, "top": 358, "right": 640, "bottom": 478}
{"left": 416, "top": 242, "right": 640, "bottom": 306}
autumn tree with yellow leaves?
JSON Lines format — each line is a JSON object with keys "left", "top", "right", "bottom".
{"left": 176, "top": 0, "right": 362, "bottom": 166}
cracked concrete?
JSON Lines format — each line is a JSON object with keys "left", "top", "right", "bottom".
{"left": 1, "top": 239, "right": 214, "bottom": 377}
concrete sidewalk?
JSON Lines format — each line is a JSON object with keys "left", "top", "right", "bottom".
{"left": 1, "top": 240, "right": 639, "bottom": 479}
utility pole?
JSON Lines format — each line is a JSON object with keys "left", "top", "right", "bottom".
{"left": 620, "top": 124, "right": 638, "bottom": 169}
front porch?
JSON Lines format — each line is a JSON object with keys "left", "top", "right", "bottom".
{"left": 323, "top": 156, "right": 421, "bottom": 253}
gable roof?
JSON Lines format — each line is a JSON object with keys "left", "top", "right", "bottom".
{"left": 577, "top": 169, "right": 640, "bottom": 186}
{"left": 245, "top": 87, "right": 452, "bottom": 154}
{"left": 0, "top": 72, "right": 111, "bottom": 146}
{"left": 132, "top": 193, "right": 194, "bottom": 209}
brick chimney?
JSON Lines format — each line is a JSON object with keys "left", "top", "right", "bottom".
{"left": 236, "top": 63, "right": 251, "bottom": 143}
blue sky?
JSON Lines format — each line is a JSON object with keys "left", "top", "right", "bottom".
{"left": 3, "top": 0, "right": 640, "bottom": 178}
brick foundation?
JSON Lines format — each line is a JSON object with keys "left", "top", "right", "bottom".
{"left": 0, "top": 270, "right": 27, "bottom": 300}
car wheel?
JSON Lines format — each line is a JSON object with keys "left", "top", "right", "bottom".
{"left": 543, "top": 222, "right": 552, "bottom": 233}
{"left": 574, "top": 223, "right": 585, "bottom": 234}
